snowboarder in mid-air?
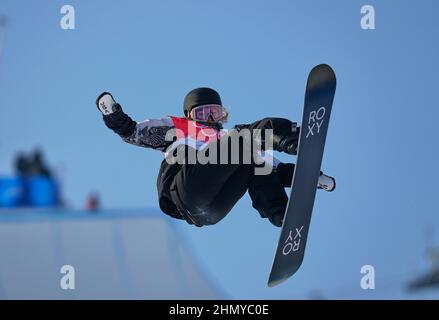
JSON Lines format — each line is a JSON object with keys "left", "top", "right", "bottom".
{"left": 96, "top": 87, "right": 335, "bottom": 228}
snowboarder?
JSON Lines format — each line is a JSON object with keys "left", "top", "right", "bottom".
{"left": 96, "top": 87, "right": 335, "bottom": 227}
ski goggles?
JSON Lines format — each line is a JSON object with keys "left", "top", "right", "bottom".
{"left": 190, "top": 104, "right": 226, "bottom": 122}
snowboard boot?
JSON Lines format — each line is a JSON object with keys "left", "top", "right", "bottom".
{"left": 318, "top": 172, "right": 336, "bottom": 192}
{"left": 269, "top": 206, "right": 285, "bottom": 227}
{"left": 273, "top": 123, "right": 300, "bottom": 155}
{"left": 268, "top": 173, "right": 335, "bottom": 228}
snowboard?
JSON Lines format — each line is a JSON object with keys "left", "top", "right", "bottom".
{"left": 268, "top": 64, "right": 336, "bottom": 287}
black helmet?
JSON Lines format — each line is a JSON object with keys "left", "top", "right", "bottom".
{"left": 183, "top": 87, "right": 222, "bottom": 116}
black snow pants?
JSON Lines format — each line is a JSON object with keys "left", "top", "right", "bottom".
{"left": 169, "top": 118, "right": 297, "bottom": 227}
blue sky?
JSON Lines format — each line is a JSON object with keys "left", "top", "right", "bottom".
{"left": 1, "top": 0, "right": 439, "bottom": 299}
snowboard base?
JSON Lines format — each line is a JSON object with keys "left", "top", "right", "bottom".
{"left": 268, "top": 64, "right": 336, "bottom": 287}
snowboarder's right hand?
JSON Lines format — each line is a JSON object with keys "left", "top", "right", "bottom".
{"left": 96, "top": 92, "right": 120, "bottom": 115}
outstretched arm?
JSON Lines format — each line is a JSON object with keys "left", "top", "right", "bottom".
{"left": 96, "top": 92, "right": 175, "bottom": 151}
